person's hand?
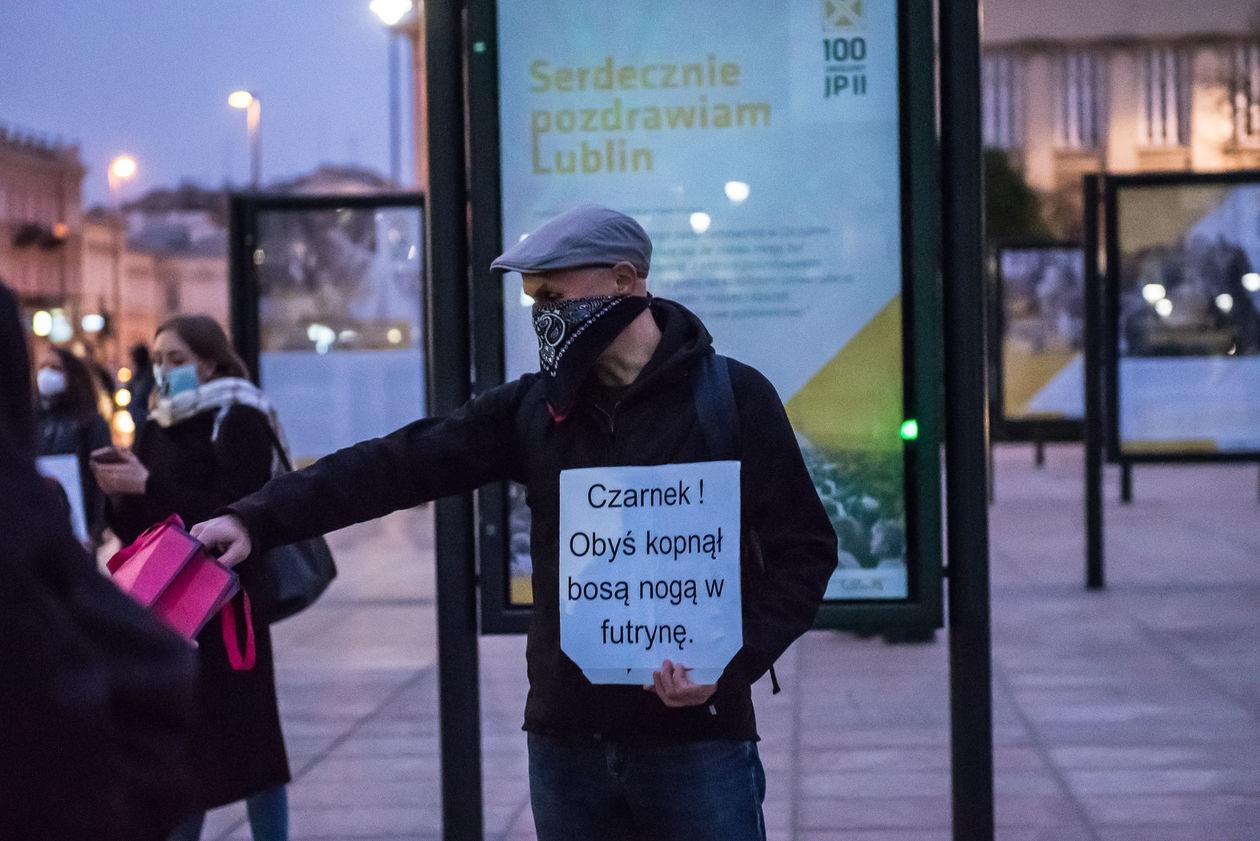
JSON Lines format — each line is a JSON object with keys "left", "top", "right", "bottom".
{"left": 190, "top": 515, "right": 252, "bottom": 568}
{"left": 89, "top": 447, "right": 149, "bottom": 495}
{"left": 643, "top": 659, "right": 716, "bottom": 708}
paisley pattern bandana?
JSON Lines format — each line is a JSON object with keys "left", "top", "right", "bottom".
{"left": 531, "top": 293, "right": 651, "bottom": 419}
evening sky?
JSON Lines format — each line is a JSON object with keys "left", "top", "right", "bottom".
{"left": 0, "top": 1, "right": 409, "bottom": 207}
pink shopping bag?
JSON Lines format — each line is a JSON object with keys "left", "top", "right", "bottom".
{"left": 107, "top": 514, "right": 255, "bottom": 669}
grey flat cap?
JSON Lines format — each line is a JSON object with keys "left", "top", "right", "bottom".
{"left": 491, "top": 205, "right": 651, "bottom": 277}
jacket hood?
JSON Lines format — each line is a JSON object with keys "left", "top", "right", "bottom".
{"left": 570, "top": 296, "right": 712, "bottom": 411}
{"left": 629, "top": 296, "right": 714, "bottom": 392}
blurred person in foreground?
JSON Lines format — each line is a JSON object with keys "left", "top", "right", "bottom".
{"left": 92, "top": 315, "right": 292, "bottom": 841}
{"left": 35, "top": 345, "right": 113, "bottom": 548}
{"left": 0, "top": 280, "right": 197, "bottom": 841}
{"left": 192, "top": 206, "right": 838, "bottom": 841}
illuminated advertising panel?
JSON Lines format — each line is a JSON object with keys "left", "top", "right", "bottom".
{"left": 229, "top": 195, "right": 426, "bottom": 463}
{"left": 471, "top": 0, "right": 941, "bottom": 630}
{"left": 991, "top": 244, "right": 1086, "bottom": 442}
{"left": 1106, "top": 174, "right": 1260, "bottom": 460}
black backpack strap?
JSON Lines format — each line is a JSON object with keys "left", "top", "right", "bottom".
{"left": 691, "top": 353, "right": 782, "bottom": 694}
{"left": 693, "top": 353, "right": 740, "bottom": 459}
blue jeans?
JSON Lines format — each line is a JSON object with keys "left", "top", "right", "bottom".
{"left": 168, "top": 785, "right": 288, "bottom": 841}
{"left": 528, "top": 733, "right": 766, "bottom": 841}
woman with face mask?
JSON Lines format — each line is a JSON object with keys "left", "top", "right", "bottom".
{"left": 35, "top": 346, "right": 112, "bottom": 548}
{"left": 91, "top": 315, "right": 292, "bottom": 841}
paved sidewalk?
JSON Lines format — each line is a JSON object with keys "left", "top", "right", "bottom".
{"left": 200, "top": 443, "right": 1260, "bottom": 840}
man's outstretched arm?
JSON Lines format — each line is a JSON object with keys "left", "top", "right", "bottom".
{"left": 194, "top": 379, "right": 528, "bottom": 558}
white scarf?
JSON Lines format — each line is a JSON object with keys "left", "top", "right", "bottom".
{"left": 151, "top": 377, "right": 293, "bottom": 474}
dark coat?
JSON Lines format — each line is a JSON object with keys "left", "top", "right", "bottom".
{"left": 229, "top": 299, "right": 837, "bottom": 742}
{"left": 36, "top": 400, "right": 112, "bottom": 541}
{"left": 107, "top": 403, "right": 290, "bottom": 810}
{"left": 0, "top": 282, "right": 197, "bottom": 841}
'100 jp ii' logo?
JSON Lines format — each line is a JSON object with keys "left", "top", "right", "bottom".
{"left": 820, "top": 0, "right": 869, "bottom": 98}
{"left": 822, "top": 37, "right": 867, "bottom": 97}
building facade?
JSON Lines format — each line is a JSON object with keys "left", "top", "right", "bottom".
{"left": 0, "top": 123, "right": 85, "bottom": 320}
{"left": 982, "top": 0, "right": 1259, "bottom": 231}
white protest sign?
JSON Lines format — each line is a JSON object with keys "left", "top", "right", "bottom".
{"left": 37, "top": 454, "right": 88, "bottom": 542}
{"left": 560, "top": 461, "right": 742, "bottom": 685}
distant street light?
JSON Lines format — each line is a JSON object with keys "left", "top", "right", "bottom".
{"left": 229, "top": 90, "right": 262, "bottom": 189}
{"left": 111, "top": 156, "right": 136, "bottom": 179}
{"left": 108, "top": 154, "right": 136, "bottom": 207}
{"left": 371, "top": 0, "right": 414, "bottom": 187}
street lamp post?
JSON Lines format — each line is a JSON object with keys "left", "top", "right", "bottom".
{"left": 371, "top": 0, "right": 416, "bottom": 188}
{"left": 107, "top": 155, "right": 136, "bottom": 368}
{"left": 389, "top": 29, "right": 402, "bottom": 186}
{"left": 229, "top": 90, "right": 262, "bottom": 189}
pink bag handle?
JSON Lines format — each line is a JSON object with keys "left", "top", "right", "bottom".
{"left": 106, "top": 513, "right": 185, "bottom": 574}
{"left": 220, "top": 590, "right": 256, "bottom": 671}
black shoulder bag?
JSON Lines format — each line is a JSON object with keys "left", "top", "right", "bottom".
{"left": 251, "top": 430, "right": 338, "bottom": 624}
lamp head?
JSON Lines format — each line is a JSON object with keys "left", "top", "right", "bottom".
{"left": 370, "top": 0, "right": 413, "bottom": 26}
{"left": 110, "top": 156, "right": 136, "bottom": 179}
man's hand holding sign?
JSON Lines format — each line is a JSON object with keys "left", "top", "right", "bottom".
{"left": 559, "top": 461, "right": 742, "bottom": 694}
{"left": 647, "top": 659, "right": 716, "bottom": 707}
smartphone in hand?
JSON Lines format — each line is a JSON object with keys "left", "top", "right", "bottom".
{"left": 90, "top": 446, "right": 128, "bottom": 464}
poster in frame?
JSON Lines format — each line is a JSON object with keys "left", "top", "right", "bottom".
{"left": 467, "top": 0, "right": 942, "bottom": 634}
{"left": 989, "top": 242, "right": 1086, "bottom": 443}
{"left": 1103, "top": 171, "right": 1260, "bottom": 462}
{"left": 228, "top": 193, "right": 428, "bottom": 463}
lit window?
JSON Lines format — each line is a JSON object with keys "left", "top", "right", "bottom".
{"left": 1053, "top": 50, "right": 1106, "bottom": 149}
{"left": 1139, "top": 47, "right": 1190, "bottom": 147}
{"left": 983, "top": 54, "right": 1023, "bottom": 150}
{"left": 1231, "top": 43, "right": 1260, "bottom": 146}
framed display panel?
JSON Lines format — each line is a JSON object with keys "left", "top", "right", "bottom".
{"left": 229, "top": 193, "right": 427, "bottom": 463}
{"left": 1103, "top": 171, "right": 1260, "bottom": 462}
{"left": 989, "top": 242, "right": 1086, "bottom": 443}
{"left": 468, "top": 0, "right": 942, "bottom": 634}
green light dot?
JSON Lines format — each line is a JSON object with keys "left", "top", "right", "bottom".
{"left": 900, "top": 419, "right": 919, "bottom": 440}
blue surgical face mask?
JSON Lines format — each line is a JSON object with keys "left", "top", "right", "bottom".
{"left": 156, "top": 363, "right": 200, "bottom": 398}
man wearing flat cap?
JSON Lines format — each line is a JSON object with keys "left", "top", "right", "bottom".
{"left": 194, "top": 205, "right": 837, "bottom": 841}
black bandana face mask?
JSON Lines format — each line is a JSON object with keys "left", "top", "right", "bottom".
{"left": 532, "top": 293, "right": 651, "bottom": 420}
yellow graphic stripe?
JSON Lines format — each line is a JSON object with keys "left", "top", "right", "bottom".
{"left": 785, "top": 295, "right": 903, "bottom": 454}
{"left": 1123, "top": 439, "right": 1219, "bottom": 454}
{"left": 1002, "top": 345, "right": 1078, "bottom": 417}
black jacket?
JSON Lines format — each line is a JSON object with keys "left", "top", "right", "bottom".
{"left": 228, "top": 299, "right": 837, "bottom": 741}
